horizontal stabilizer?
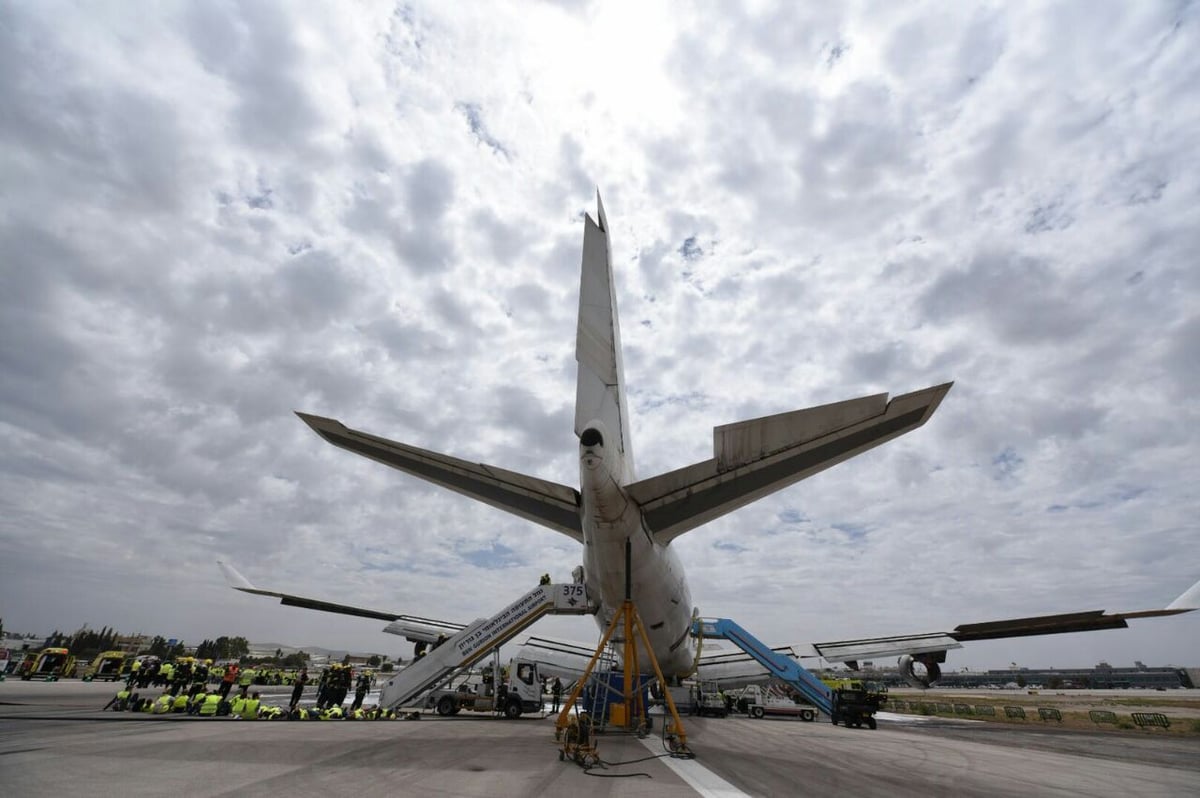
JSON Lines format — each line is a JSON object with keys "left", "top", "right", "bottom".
{"left": 296, "top": 412, "right": 583, "bottom": 543}
{"left": 628, "top": 383, "right": 952, "bottom": 544}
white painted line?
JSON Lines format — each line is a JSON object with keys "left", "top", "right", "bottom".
{"left": 637, "top": 734, "right": 749, "bottom": 798}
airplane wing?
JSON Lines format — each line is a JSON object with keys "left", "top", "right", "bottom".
{"left": 294, "top": 413, "right": 583, "bottom": 543}
{"left": 627, "top": 383, "right": 952, "bottom": 544}
{"left": 694, "top": 642, "right": 807, "bottom": 689}
{"left": 802, "top": 576, "right": 1200, "bottom": 684}
{"left": 218, "top": 561, "right": 465, "bottom": 644}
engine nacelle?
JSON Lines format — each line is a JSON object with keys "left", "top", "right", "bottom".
{"left": 898, "top": 654, "right": 943, "bottom": 688}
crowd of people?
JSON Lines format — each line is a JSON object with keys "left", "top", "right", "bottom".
{"left": 101, "top": 660, "right": 395, "bottom": 721}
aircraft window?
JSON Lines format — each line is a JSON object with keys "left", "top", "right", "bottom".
{"left": 580, "top": 428, "right": 603, "bottom": 447}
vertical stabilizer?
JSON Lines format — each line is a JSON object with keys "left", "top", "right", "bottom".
{"left": 575, "top": 192, "right": 635, "bottom": 479}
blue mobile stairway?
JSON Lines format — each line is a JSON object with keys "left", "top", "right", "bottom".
{"left": 692, "top": 618, "right": 834, "bottom": 717}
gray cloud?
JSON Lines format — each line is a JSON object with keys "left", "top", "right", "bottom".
{"left": 1, "top": 2, "right": 1196, "bottom": 671}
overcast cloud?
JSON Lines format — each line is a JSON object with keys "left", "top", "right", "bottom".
{"left": 1, "top": 0, "right": 1197, "bottom": 672}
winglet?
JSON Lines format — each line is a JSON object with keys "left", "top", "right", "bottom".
{"left": 217, "top": 560, "right": 276, "bottom": 597}
{"left": 1166, "top": 575, "right": 1200, "bottom": 611}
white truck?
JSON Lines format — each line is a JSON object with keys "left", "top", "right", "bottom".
{"left": 738, "top": 684, "right": 818, "bottom": 722}
{"left": 422, "top": 657, "right": 544, "bottom": 719}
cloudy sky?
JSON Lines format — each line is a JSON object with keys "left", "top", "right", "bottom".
{"left": 2, "top": 1, "right": 1197, "bottom": 673}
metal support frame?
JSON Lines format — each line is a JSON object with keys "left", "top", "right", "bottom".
{"left": 555, "top": 539, "right": 692, "bottom": 763}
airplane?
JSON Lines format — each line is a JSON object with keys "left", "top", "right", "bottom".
{"left": 223, "top": 194, "right": 1199, "bottom": 688}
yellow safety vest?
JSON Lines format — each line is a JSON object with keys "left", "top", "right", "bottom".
{"left": 199, "top": 694, "right": 222, "bottom": 716}
{"left": 240, "top": 699, "right": 260, "bottom": 719}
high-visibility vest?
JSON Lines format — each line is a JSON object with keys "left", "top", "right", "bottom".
{"left": 172, "top": 695, "right": 189, "bottom": 712}
{"left": 199, "top": 694, "right": 222, "bottom": 716}
{"left": 154, "top": 696, "right": 173, "bottom": 714}
{"left": 231, "top": 696, "right": 246, "bottom": 715}
{"left": 240, "top": 699, "right": 261, "bottom": 719}
{"left": 239, "top": 669, "right": 254, "bottom": 686}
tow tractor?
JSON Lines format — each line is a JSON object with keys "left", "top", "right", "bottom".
{"left": 829, "top": 683, "right": 886, "bottom": 729}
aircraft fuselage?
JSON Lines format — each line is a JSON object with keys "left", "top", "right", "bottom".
{"left": 578, "top": 419, "right": 696, "bottom": 676}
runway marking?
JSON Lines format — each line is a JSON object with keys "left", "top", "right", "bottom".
{"left": 637, "top": 735, "right": 749, "bottom": 797}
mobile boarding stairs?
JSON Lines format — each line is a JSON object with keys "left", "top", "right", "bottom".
{"left": 692, "top": 617, "right": 882, "bottom": 728}
{"left": 378, "top": 583, "right": 598, "bottom": 711}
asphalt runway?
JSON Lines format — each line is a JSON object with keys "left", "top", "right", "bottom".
{"left": 2, "top": 681, "right": 1197, "bottom": 797}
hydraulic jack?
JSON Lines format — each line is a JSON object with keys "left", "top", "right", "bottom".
{"left": 555, "top": 539, "right": 692, "bottom": 764}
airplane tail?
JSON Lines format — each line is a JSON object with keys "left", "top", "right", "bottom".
{"left": 575, "top": 192, "right": 634, "bottom": 479}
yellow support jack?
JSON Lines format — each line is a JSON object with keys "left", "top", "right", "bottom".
{"left": 555, "top": 540, "right": 692, "bottom": 764}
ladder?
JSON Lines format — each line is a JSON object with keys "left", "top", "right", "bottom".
{"left": 692, "top": 617, "right": 833, "bottom": 717}
{"left": 378, "top": 582, "right": 597, "bottom": 710}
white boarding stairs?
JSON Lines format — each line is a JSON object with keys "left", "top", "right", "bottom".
{"left": 379, "top": 583, "right": 598, "bottom": 711}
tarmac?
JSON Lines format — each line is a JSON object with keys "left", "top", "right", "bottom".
{"left": 2, "top": 681, "right": 1198, "bottom": 797}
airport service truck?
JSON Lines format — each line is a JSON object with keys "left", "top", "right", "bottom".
{"left": 422, "top": 657, "right": 544, "bottom": 719}
{"left": 738, "top": 684, "right": 818, "bottom": 722}
{"left": 738, "top": 680, "right": 886, "bottom": 727}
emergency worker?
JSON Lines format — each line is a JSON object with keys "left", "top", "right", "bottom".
{"left": 238, "top": 666, "right": 255, "bottom": 697}
{"left": 159, "top": 660, "right": 174, "bottom": 688}
{"left": 198, "top": 691, "right": 222, "bottom": 716}
{"left": 153, "top": 693, "right": 173, "bottom": 714}
{"left": 171, "top": 693, "right": 189, "bottom": 713}
{"left": 552, "top": 677, "right": 563, "bottom": 713}
{"left": 103, "top": 686, "right": 132, "bottom": 711}
{"left": 240, "top": 691, "right": 261, "bottom": 720}
{"left": 290, "top": 667, "right": 308, "bottom": 709}
{"left": 219, "top": 663, "right": 239, "bottom": 699}
{"left": 351, "top": 671, "right": 370, "bottom": 712}
{"left": 171, "top": 660, "right": 192, "bottom": 696}
{"left": 194, "top": 659, "right": 211, "bottom": 686}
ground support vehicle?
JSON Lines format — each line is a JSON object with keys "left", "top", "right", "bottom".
{"left": 829, "top": 686, "right": 886, "bottom": 729}
{"left": 84, "top": 651, "right": 127, "bottom": 681}
{"left": 378, "top": 582, "right": 599, "bottom": 718}
{"left": 739, "top": 684, "right": 817, "bottom": 721}
{"left": 423, "top": 656, "right": 545, "bottom": 719}
{"left": 18, "top": 648, "right": 76, "bottom": 681}
{"left": 687, "top": 680, "right": 729, "bottom": 718}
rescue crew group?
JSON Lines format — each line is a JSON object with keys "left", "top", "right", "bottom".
{"left": 103, "top": 660, "right": 384, "bottom": 720}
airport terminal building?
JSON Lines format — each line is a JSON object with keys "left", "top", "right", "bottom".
{"left": 853, "top": 661, "right": 1194, "bottom": 690}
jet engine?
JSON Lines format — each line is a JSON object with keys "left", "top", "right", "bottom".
{"left": 898, "top": 653, "right": 942, "bottom": 688}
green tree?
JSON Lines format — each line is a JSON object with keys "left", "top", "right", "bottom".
{"left": 366, "top": 655, "right": 382, "bottom": 668}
